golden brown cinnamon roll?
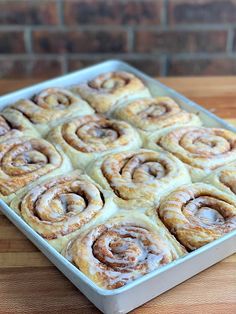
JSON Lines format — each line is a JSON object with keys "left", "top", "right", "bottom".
{"left": 0, "top": 137, "right": 72, "bottom": 203}
{"left": 62, "top": 212, "right": 186, "bottom": 289}
{"left": 0, "top": 110, "right": 39, "bottom": 141}
{"left": 5, "top": 88, "right": 94, "bottom": 136}
{"left": 11, "top": 171, "right": 116, "bottom": 252}
{"left": 158, "top": 183, "right": 236, "bottom": 250}
{"left": 204, "top": 162, "right": 236, "bottom": 198}
{"left": 146, "top": 126, "right": 236, "bottom": 181}
{"left": 113, "top": 97, "right": 201, "bottom": 140}
{"left": 72, "top": 71, "right": 151, "bottom": 114}
{"left": 47, "top": 115, "right": 142, "bottom": 169}
{"left": 86, "top": 149, "right": 191, "bottom": 210}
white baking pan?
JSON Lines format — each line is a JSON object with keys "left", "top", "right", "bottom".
{"left": 0, "top": 60, "right": 236, "bottom": 314}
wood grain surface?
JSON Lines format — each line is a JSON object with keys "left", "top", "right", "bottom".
{"left": 0, "top": 77, "right": 236, "bottom": 314}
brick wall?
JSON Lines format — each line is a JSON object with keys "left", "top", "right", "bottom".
{"left": 1, "top": 0, "right": 236, "bottom": 78}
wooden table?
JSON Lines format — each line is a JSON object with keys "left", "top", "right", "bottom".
{"left": 0, "top": 77, "right": 235, "bottom": 314}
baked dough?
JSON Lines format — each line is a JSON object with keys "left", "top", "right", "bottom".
{"left": 2, "top": 69, "right": 235, "bottom": 290}
{"left": 72, "top": 71, "right": 151, "bottom": 114}
{"left": 158, "top": 183, "right": 236, "bottom": 250}
{"left": 86, "top": 149, "right": 191, "bottom": 210}
{"left": 62, "top": 211, "right": 186, "bottom": 289}
{"left": 47, "top": 114, "right": 142, "bottom": 169}
{"left": 113, "top": 97, "right": 202, "bottom": 141}
{"left": 203, "top": 161, "right": 236, "bottom": 198}
{"left": 5, "top": 87, "right": 94, "bottom": 136}
{"left": 10, "top": 171, "right": 117, "bottom": 252}
{"left": 0, "top": 109, "right": 40, "bottom": 141}
{"left": 145, "top": 126, "right": 236, "bottom": 181}
{"left": 0, "top": 137, "right": 72, "bottom": 203}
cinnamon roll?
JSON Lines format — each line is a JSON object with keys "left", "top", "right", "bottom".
{"left": 86, "top": 149, "right": 191, "bottom": 210}
{"left": 0, "top": 110, "right": 40, "bottom": 141}
{"left": 0, "top": 137, "right": 72, "bottom": 203}
{"left": 47, "top": 115, "right": 142, "bottom": 169}
{"left": 146, "top": 126, "right": 236, "bottom": 181}
{"left": 5, "top": 88, "right": 94, "bottom": 136}
{"left": 10, "top": 171, "right": 116, "bottom": 252}
{"left": 113, "top": 97, "right": 201, "bottom": 140}
{"left": 158, "top": 183, "right": 236, "bottom": 250}
{"left": 72, "top": 71, "right": 151, "bottom": 114}
{"left": 62, "top": 212, "right": 186, "bottom": 289}
{"left": 204, "top": 162, "right": 236, "bottom": 198}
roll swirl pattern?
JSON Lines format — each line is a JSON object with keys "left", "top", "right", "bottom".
{"left": 0, "top": 137, "right": 71, "bottom": 203}
{"left": 158, "top": 183, "right": 236, "bottom": 250}
{"left": 47, "top": 115, "right": 142, "bottom": 169}
{"left": 63, "top": 213, "right": 186, "bottom": 289}
{"left": 146, "top": 126, "right": 236, "bottom": 181}
{"left": 6, "top": 87, "right": 94, "bottom": 136}
{"left": 113, "top": 97, "right": 201, "bottom": 137}
{"left": 72, "top": 71, "right": 151, "bottom": 114}
{"left": 87, "top": 149, "right": 191, "bottom": 209}
{"left": 204, "top": 161, "right": 236, "bottom": 198}
{"left": 0, "top": 110, "right": 39, "bottom": 142}
{"left": 10, "top": 171, "right": 116, "bottom": 251}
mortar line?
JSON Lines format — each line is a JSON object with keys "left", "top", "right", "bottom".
{"left": 0, "top": 24, "right": 235, "bottom": 32}
{"left": 24, "top": 27, "right": 32, "bottom": 54}
{"left": 161, "top": 0, "right": 168, "bottom": 26}
{"left": 226, "top": 28, "right": 235, "bottom": 53}
{"left": 56, "top": 0, "right": 64, "bottom": 25}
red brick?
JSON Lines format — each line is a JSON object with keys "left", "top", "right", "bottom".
{"left": 135, "top": 30, "right": 227, "bottom": 53}
{"left": 0, "top": 31, "right": 25, "bottom": 53}
{"left": 124, "top": 59, "right": 161, "bottom": 76}
{"left": 0, "top": 58, "right": 62, "bottom": 79}
{"left": 0, "top": 0, "right": 58, "bottom": 25}
{"left": 68, "top": 57, "right": 161, "bottom": 76}
{"left": 33, "top": 30, "right": 128, "bottom": 53}
{"left": 168, "top": 58, "right": 236, "bottom": 76}
{"left": 68, "top": 59, "right": 98, "bottom": 71}
{"left": 0, "top": 59, "right": 28, "bottom": 78}
{"left": 169, "top": 0, "right": 236, "bottom": 24}
{"left": 30, "top": 59, "right": 63, "bottom": 78}
{"left": 64, "top": 0, "right": 162, "bottom": 25}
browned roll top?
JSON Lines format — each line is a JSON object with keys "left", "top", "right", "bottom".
{"left": 88, "top": 71, "right": 132, "bottom": 91}
{"left": 158, "top": 183, "right": 236, "bottom": 250}
{"left": 0, "top": 115, "right": 13, "bottom": 135}
{"left": 0, "top": 137, "right": 62, "bottom": 196}
{"left": 61, "top": 115, "right": 134, "bottom": 153}
{"left": 18, "top": 172, "right": 105, "bottom": 240}
{"left": 64, "top": 218, "right": 175, "bottom": 289}
{"left": 11, "top": 88, "right": 82, "bottom": 124}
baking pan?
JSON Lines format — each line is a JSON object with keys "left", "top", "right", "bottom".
{"left": 0, "top": 60, "right": 236, "bottom": 314}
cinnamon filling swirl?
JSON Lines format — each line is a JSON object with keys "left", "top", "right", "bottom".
{"left": 19, "top": 174, "right": 105, "bottom": 240}
{"left": 0, "top": 138, "right": 62, "bottom": 196}
{"left": 219, "top": 171, "right": 236, "bottom": 195}
{"left": 158, "top": 183, "right": 236, "bottom": 250}
{"left": 158, "top": 127, "right": 236, "bottom": 171}
{"left": 0, "top": 116, "right": 12, "bottom": 135}
{"left": 10, "top": 88, "right": 86, "bottom": 126}
{"left": 88, "top": 72, "right": 131, "bottom": 91}
{"left": 61, "top": 115, "right": 130, "bottom": 153}
{"left": 114, "top": 97, "right": 201, "bottom": 132}
{"left": 96, "top": 150, "right": 189, "bottom": 205}
{"left": 34, "top": 88, "right": 74, "bottom": 110}
{"left": 65, "top": 221, "right": 174, "bottom": 289}
{"left": 138, "top": 100, "right": 180, "bottom": 120}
